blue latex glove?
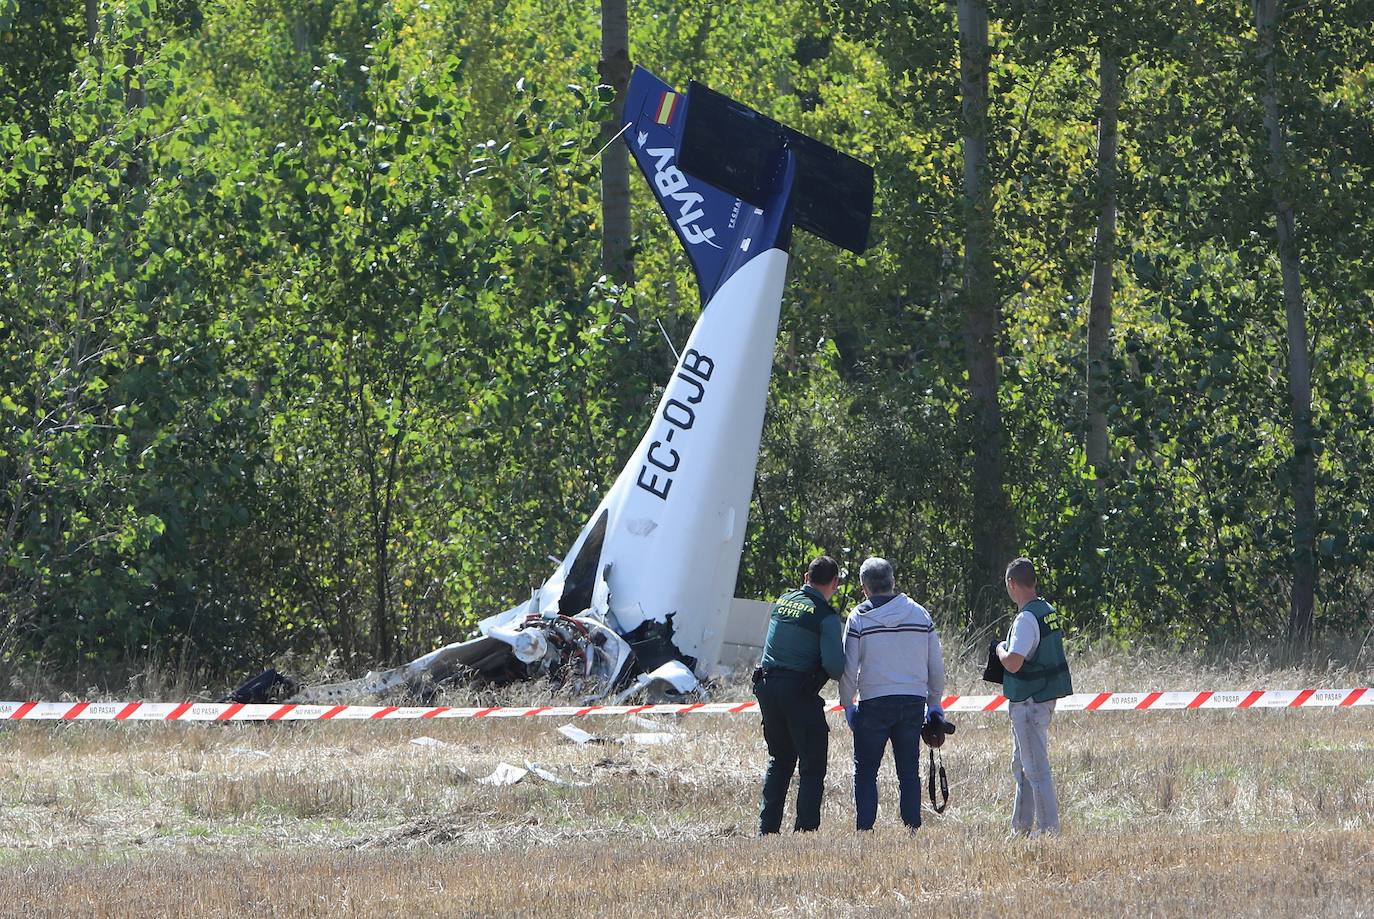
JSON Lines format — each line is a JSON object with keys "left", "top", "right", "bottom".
{"left": 927, "top": 703, "right": 944, "bottom": 720}
{"left": 843, "top": 704, "right": 857, "bottom": 730}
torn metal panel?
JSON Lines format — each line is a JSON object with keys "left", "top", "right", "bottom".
{"left": 611, "top": 661, "right": 699, "bottom": 705}
{"left": 478, "top": 763, "right": 528, "bottom": 786}
{"left": 558, "top": 724, "right": 600, "bottom": 745}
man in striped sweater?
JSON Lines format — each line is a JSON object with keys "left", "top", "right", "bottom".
{"left": 839, "top": 557, "right": 946, "bottom": 831}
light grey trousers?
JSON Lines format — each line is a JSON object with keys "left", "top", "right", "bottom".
{"left": 1009, "top": 698, "right": 1060, "bottom": 835}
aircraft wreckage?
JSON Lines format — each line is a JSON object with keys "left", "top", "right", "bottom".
{"left": 231, "top": 66, "right": 873, "bottom": 706}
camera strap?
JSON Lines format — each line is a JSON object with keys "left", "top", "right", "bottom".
{"left": 927, "top": 748, "right": 948, "bottom": 814}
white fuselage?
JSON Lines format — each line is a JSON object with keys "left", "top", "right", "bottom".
{"left": 511, "top": 248, "right": 788, "bottom": 675}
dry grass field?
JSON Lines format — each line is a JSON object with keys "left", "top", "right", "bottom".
{"left": 0, "top": 651, "right": 1370, "bottom": 918}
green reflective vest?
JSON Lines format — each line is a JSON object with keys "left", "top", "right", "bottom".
{"left": 1003, "top": 599, "right": 1073, "bottom": 703}
{"left": 760, "top": 586, "right": 843, "bottom": 677}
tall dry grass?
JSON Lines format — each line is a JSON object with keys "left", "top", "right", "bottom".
{"left": 0, "top": 653, "right": 1368, "bottom": 917}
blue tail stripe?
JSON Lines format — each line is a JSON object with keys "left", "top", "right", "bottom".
{"left": 623, "top": 67, "right": 788, "bottom": 305}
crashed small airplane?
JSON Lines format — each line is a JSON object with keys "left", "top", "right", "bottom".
{"left": 233, "top": 67, "right": 873, "bottom": 706}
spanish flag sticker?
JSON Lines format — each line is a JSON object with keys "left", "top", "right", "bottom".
{"left": 655, "top": 91, "right": 680, "bottom": 126}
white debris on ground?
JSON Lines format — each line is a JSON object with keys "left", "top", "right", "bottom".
{"left": 620, "top": 732, "right": 676, "bottom": 746}
{"left": 556, "top": 722, "right": 677, "bottom": 745}
{"left": 524, "top": 762, "right": 592, "bottom": 787}
{"left": 558, "top": 724, "right": 600, "bottom": 745}
{"left": 478, "top": 762, "right": 529, "bottom": 786}
{"left": 476, "top": 760, "right": 593, "bottom": 788}
{"left": 408, "top": 736, "right": 453, "bottom": 749}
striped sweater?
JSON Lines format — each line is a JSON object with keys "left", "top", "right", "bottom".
{"left": 839, "top": 593, "right": 946, "bottom": 706}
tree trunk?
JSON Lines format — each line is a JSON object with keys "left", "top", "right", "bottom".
{"left": 291, "top": 16, "right": 310, "bottom": 54}
{"left": 123, "top": 40, "right": 147, "bottom": 188}
{"left": 1086, "top": 42, "right": 1119, "bottom": 489}
{"left": 1254, "top": 0, "right": 1316, "bottom": 648}
{"left": 956, "top": 0, "right": 1015, "bottom": 623}
{"left": 599, "top": 0, "right": 633, "bottom": 288}
{"left": 70, "top": 0, "right": 101, "bottom": 419}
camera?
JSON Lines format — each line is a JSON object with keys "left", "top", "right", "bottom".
{"left": 921, "top": 710, "right": 957, "bottom": 748}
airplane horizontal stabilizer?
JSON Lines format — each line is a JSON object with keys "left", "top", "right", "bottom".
{"left": 678, "top": 81, "right": 874, "bottom": 256}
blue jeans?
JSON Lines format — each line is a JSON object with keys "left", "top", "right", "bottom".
{"left": 1009, "top": 699, "right": 1060, "bottom": 835}
{"left": 851, "top": 694, "right": 925, "bottom": 830}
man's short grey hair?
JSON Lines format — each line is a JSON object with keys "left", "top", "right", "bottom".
{"left": 859, "top": 557, "right": 895, "bottom": 595}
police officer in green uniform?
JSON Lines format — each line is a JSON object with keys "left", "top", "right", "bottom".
{"left": 752, "top": 556, "right": 845, "bottom": 834}
{"left": 996, "top": 557, "right": 1073, "bottom": 836}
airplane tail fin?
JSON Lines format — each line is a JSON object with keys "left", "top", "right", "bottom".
{"left": 623, "top": 67, "right": 874, "bottom": 303}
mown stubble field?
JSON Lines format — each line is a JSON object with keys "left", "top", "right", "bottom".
{"left": 0, "top": 654, "right": 1369, "bottom": 918}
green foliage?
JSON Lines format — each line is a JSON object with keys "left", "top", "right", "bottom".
{"left": 2, "top": 0, "right": 1371, "bottom": 678}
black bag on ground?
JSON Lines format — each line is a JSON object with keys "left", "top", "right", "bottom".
{"left": 222, "top": 668, "right": 298, "bottom": 704}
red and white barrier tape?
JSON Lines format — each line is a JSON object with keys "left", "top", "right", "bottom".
{"left": 0, "top": 689, "right": 1367, "bottom": 722}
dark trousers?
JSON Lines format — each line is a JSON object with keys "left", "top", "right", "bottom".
{"left": 851, "top": 694, "right": 925, "bottom": 830}
{"left": 753, "top": 669, "right": 829, "bottom": 834}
